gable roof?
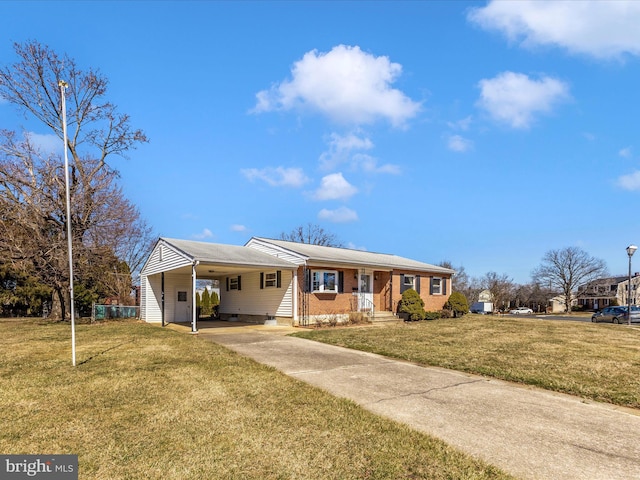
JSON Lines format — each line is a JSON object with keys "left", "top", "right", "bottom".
{"left": 160, "top": 238, "right": 295, "bottom": 269}
{"left": 579, "top": 276, "right": 627, "bottom": 289}
{"left": 248, "top": 237, "right": 455, "bottom": 274}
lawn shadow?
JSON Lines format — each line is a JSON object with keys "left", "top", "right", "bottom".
{"left": 78, "top": 342, "right": 132, "bottom": 366}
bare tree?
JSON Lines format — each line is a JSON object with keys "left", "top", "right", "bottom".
{"left": 531, "top": 246, "right": 608, "bottom": 313}
{"left": 0, "top": 41, "right": 149, "bottom": 318}
{"left": 481, "top": 272, "right": 514, "bottom": 313}
{"left": 439, "top": 261, "right": 472, "bottom": 299}
{"left": 280, "top": 223, "right": 343, "bottom": 247}
{"left": 512, "top": 283, "right": 550, "bottom": 312}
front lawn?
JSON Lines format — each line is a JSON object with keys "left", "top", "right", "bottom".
{"left": 0, "top": 318, "right": 510, "bottom": 480}
{"left": 292, "top": 315, "right": 640, "bottom": 408}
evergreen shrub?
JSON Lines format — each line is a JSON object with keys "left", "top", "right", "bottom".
{"left": 398, "top": 288, "right": 426, "bottom": 321}
{"left": 444, "top": 292, "right": 469, "bottom": 317}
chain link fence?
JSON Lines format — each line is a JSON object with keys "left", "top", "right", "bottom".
{"left": 92, "top": 304, "right": 140, "bottom": 322}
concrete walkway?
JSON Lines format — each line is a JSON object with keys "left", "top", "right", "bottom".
{"left": 188, "top": 323, "right": 640, "bottom": 480}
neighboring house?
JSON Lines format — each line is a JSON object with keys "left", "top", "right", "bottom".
{"left": 547, "top": 295, "right": 575, "bottom": 313}
{"left": 140, "top": 237, "right": 454, "bottom": 331}
{"left": 575, "top": 274, "right": 640, "bottom": 310}
{"left": 478, "top": 290, "right": 492, "bottom": 303}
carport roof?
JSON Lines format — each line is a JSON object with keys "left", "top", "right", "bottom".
{"left": 162, "top": 238, "right": 295, "bottom": 269}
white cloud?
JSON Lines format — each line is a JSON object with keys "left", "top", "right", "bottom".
{"left": 24, "top": 132, "right": 61, "bottom": 154}
{"left": 192, "top": 228, "right": 214, "bottom": 240}
{"left": 468, "top": 0, "right": 640, "bottom": 60}
{"left": 619, "top": 147, "right": 633, "bottom": 158}
{"left": 447, "top": 135, "right": 473, "bottom": 153}
{"left": 352, "top": 153, "right": 401, "bottom": 174}
{"left": 618, "top": 171, "right": 640, "bottom": 190}
{"left": 318, "top": 206, "right": 358, "bottom": 223}
{"left": 345, "top": 242, "right": 367, "bottom": 251}
{"left": 318, "top": 131, "right": 399, "bottom": 174}
{"left": 252, "top": 45, "right": 421, "bottom": 127}
{"left": 312, "top": 172, "right": 358, "bottom": 201}
{"left": 330, "top": 131, "right": 374, "bottom": 152}
{"left": 447, "top": 115, "right": 473, "bottom": 131}
{"left": 241, "top": 166, "right": 309, "bottom": 187}
{"left": 230, "top": 224, "right": 247, "bottom": 232}
{"left": 319, "top": 131, "right": 374, "bottom": 170}
{"left": 477, "top": 71, "right": 570, "bottom": 129}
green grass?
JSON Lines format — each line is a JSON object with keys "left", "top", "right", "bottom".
{"left": 0, "top": 318, "right": 511, "bottom": 480}
{"left": 292, "top": 315, "right": 640, "bottom": 408}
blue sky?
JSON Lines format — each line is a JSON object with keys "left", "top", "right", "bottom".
{"left": 2, "top": 1, "right": 640, "bottom": 284}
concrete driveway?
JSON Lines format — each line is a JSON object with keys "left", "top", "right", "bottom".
{"left": 188, "top": 323, "right": 640, "bottom": 480}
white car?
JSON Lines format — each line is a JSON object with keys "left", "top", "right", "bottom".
{"left": 510, "top": 307, "right": 533, "bottom": 315}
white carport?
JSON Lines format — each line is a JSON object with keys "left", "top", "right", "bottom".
{"left": 140, "top": 238, "right": 297, "bottom": 332}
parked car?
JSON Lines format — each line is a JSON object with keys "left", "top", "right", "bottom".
{"left": 509, "top": 307, "right": 533, "bottom": 315}
{"left": 591, "top": 306, "right": 640, "bottom": 324}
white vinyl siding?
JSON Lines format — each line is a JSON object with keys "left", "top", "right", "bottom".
{"left": 140, "top": 272, "right": 191, "bottom": 324}
{"left": 141, "top": 275, "right": 162, "bottom": 323}
{"left": 220, "top": 270, "right": 293, "bottom": 317}
{"left": 141, "top": 241, "right": 192, "bottom": 276}
{"left": 163, "top": 272, "right": 191, "bottom": 324}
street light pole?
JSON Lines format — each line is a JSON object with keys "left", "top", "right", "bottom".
{"left": 627, "top": 245, "right": 637, "bottom": 326}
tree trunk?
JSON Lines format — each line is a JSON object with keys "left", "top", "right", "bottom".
{"left": 50, "top": 288, "right": 66, "bottom": 320}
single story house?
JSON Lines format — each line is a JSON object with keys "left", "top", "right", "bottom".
{"left": 140, "top": 237, "right": 455, "bottom": 331}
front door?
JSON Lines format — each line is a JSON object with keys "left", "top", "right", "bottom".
{"left": 175, "top": 290, "right": 190, "bottom": 323}
{"left": 359, "top": 273, "right": 374, "bottom": 311}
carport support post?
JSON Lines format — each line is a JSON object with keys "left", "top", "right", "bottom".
{"left": 161, "top": 272, "right": 165, "bottom": 327}
{"left": 191, "top": 261, "right": 198, "bottom": 333}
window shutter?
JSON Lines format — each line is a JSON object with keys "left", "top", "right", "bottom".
{"left": 237, "top": 275, "right": 242, "bottom": 291}
{"left": 338, "top": 271, "right": 344, "bottom": 293}
{"left": 226, "top": 277, "right": 229, "bottom": 291}
{"left": 276, "top": 270, "right": 282, "bottom": 288}
{"left": 400, "top": 274, "right": 407, "bottom": 293}
{"left": 416, "top": 275, "right": 421, "bottom": 294}
{"left": 430, "top": 277, "right": 434, "bottom": 295}
{"left": 304, "top": 269, "right": 311, "bottom": 292}
{"left": 260, "top": 272, "right": 264, "bottom": 289}
{"left": 443, "top": 278, "right": 447, "bottom": 295}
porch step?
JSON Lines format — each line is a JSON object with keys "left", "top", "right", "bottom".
{"left": 370, "top": 311, "right": 400, "bottom": 323}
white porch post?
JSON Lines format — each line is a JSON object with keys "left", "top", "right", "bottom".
{"left": 191, "top": 261, "right": 198, "bottom": 333}
{"left": 293, "top": 269, "right": 298, "bottom": 325}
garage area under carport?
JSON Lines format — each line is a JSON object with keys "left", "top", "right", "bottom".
{"left": 139, "top": 238, "right": 297, "bottom": 332}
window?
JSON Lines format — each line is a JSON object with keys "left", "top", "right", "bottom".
{"left": 432, "top": 277, "right": 442, "bottom": 295}
{"left": 226, "top": 276, "right": 242, "bottom": 291}
{"left": 177, "top": 291, "right": 187, "bottom": 302}
{"left": 265, "top": 272, "right": 277, "bottom": 288}
{"left": 403, "top": 275, "right": 415, "bottom": 288}
{"left": 312, "top": 270, "right": 338, "bottom": 292}
{"left": 261, "top": 271, "right": 281, "bottom": 289}
{"left": 360, "top": 274, "right": 371, "bottom": 293}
